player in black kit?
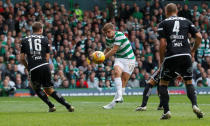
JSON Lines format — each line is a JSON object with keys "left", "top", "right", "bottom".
{"left": 136, "top": 69, "right": 163, "bottom": 111}
{"left": 20, "top": 22, "right": 74, "bottom": 112}
{"left": 158, "top": 3, "right": 203, "bottom": 119}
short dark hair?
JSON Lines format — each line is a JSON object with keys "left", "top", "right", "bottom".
{"left": 165, "top": 3, "right": 177, "bottom": 14}
{"left": 32, "top": 22, "right": 43, "bottom": 33}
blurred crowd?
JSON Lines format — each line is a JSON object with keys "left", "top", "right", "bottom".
{"left": 0, "top": 0, "right": 209, "bottom": 95}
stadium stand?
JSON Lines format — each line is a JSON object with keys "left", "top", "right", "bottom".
{"left": 0, "top": 0, "right": 209, "bottom": 96}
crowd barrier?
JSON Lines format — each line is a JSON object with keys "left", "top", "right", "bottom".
{"left": 14, "top": 87, "right": 210, "bottom": 97}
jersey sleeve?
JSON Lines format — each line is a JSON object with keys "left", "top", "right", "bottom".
{"left": 188, "top": 20, "right": 198, "bottom": 37}
{"left": 157, "top": 22, "right": 166, "bottom": 39}
{"left": 114, "top": 34, "right": 126, "bottom": 46}
{"left": 20, "top": 39, "right": 27, "bottom": 54}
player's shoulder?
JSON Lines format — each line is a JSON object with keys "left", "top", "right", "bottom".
{"left": 164, "top": 16, "right": 187, "bottom": 21}
{"left": 164, "top": 16, "right": 191, "bottom": 24}
{"left": 115, "top": 31, "right": 124, "bottom": 35}
{"left": 115, "top": 31, "right": 125, "bottom": 38}
{"left": 26, "top": 34, "right": 45, "bottom": 39}
{"left": 21, "top": 36, "right": 29, "bottom": 44}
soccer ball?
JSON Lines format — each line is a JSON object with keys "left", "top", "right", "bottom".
{"left": 92, "top": 51, "right": 105, "bottom": 64}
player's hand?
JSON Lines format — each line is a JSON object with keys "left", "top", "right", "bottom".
{"left": 90, "top": 54, "right": 96, "bottom": 63}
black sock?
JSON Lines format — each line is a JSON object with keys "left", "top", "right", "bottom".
{"left": 35, "top": 89, "right": 54, "bottom": 108}
{"left": 159, "top": 85, "right": 169, "bottom": 114}
{"left": 141, "top": 84, "right": 153, "bottom": 107}
{"left": 158, "top": 95, "right": 163, "bottom": 107}
{"left": 157, "top": 85, "right": 163, "bottom": 107}
{"left": 186, "top": 84, "right": 197, "bottom": 107}
{"left": 50, "top": 91, "right": 71, "bottom": 109}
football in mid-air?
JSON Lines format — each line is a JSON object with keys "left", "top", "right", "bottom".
{"left": 92, "top": 51, "right": 105, "bottom": 64}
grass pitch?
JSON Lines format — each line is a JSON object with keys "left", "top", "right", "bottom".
{"left": 0, "top": 95, "right": 209, "bottom": 126}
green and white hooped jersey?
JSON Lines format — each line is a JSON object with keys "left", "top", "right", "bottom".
{"left": 106, "top": 31, "right": 135, "bottom": 59}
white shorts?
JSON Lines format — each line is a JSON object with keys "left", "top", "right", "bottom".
{"left": 114, "top": 58, "right": 135, "bottom": 75}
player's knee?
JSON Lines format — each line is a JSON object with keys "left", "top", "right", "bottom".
{"left": 114, "top": 68, "right": 122, "bottom": 77}
{"left": 121, "top": 79, "right": 125, "bottom": 84}
{"left": 44, "top": 88, "right": 54, "bottom": 95}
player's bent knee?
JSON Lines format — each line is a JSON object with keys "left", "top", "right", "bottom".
{"left": 114, "top": 66, "right": 122, "bottom": 77}
{"left": 44, "top": 87, "right": 54, "bottom": 95}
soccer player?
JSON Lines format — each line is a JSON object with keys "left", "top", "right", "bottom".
{"left": 20, "top": 22, "right": 74, "bottom": 112}
{"left": 135, "top": 70, "right": 163, "bottom": 111}
{"left": 158, "top": 3, "right": 203, "bottom": 119}
{"left": 102, "top": 23, "right": 136, "bottom": 109}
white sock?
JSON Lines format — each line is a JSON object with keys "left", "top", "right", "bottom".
{"left": 122, "top": 88, "right": 125, "bottom": 95}
{"left": 113, "top": 77, "right": 122, "bottom": 101}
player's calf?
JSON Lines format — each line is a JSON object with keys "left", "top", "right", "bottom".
{"left": 34, "top": 88, "right": 55, "bottom": 109}
{"left": 50, "top": 91, "right": 72, "bottom": 109}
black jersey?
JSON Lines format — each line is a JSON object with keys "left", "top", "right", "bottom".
{"left": 158, "top": 16, "right": 198, "bottom": 57}
{"left": 21, "top": 34, "right": 50, "bottom": 71}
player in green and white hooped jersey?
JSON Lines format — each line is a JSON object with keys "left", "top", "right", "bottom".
{"left": 102, "top": 23, "right": 136, "bottom": 109}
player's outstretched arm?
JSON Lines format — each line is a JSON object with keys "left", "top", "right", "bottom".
{"left": 191, "top": 32, "right": 202, "bottom": 58}
{"left": 104, "top": 48, "right": 111, "bottom": 55}
{"left": 20, "top": 53, "right": 28, "bottom": 69}
{"left": 105, "top": 45, "right": 119, "bottom": 59}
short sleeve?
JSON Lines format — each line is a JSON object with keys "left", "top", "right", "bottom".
{"left": 157, "top": 22, "right": 166, "bottom": 39}
{"left": 188, "top": 20, "right": 198, "bottom": 37}
{"left": 21, "top": 39, "right": 26, "bottom": 54}
{"left": 114, "top": 34, "right": 126, "bottom": 46}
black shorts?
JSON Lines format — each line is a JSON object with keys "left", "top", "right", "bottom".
{"left": 30, "top": 64, "right": 53, "bottom": 89}
{"left": 160, "top": 55, "right": 192, "bottom": 81}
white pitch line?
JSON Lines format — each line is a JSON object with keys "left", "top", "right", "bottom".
{"left": 1, "top": 101, "right": 210, "bottom": 106}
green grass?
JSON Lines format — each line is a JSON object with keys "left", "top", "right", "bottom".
{"left": 0, "top": 95, "right": 210, "bottom": 126}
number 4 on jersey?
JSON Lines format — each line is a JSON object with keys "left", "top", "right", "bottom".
{"left": 173, "top": 21, "right": 180, "bottom": 34}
